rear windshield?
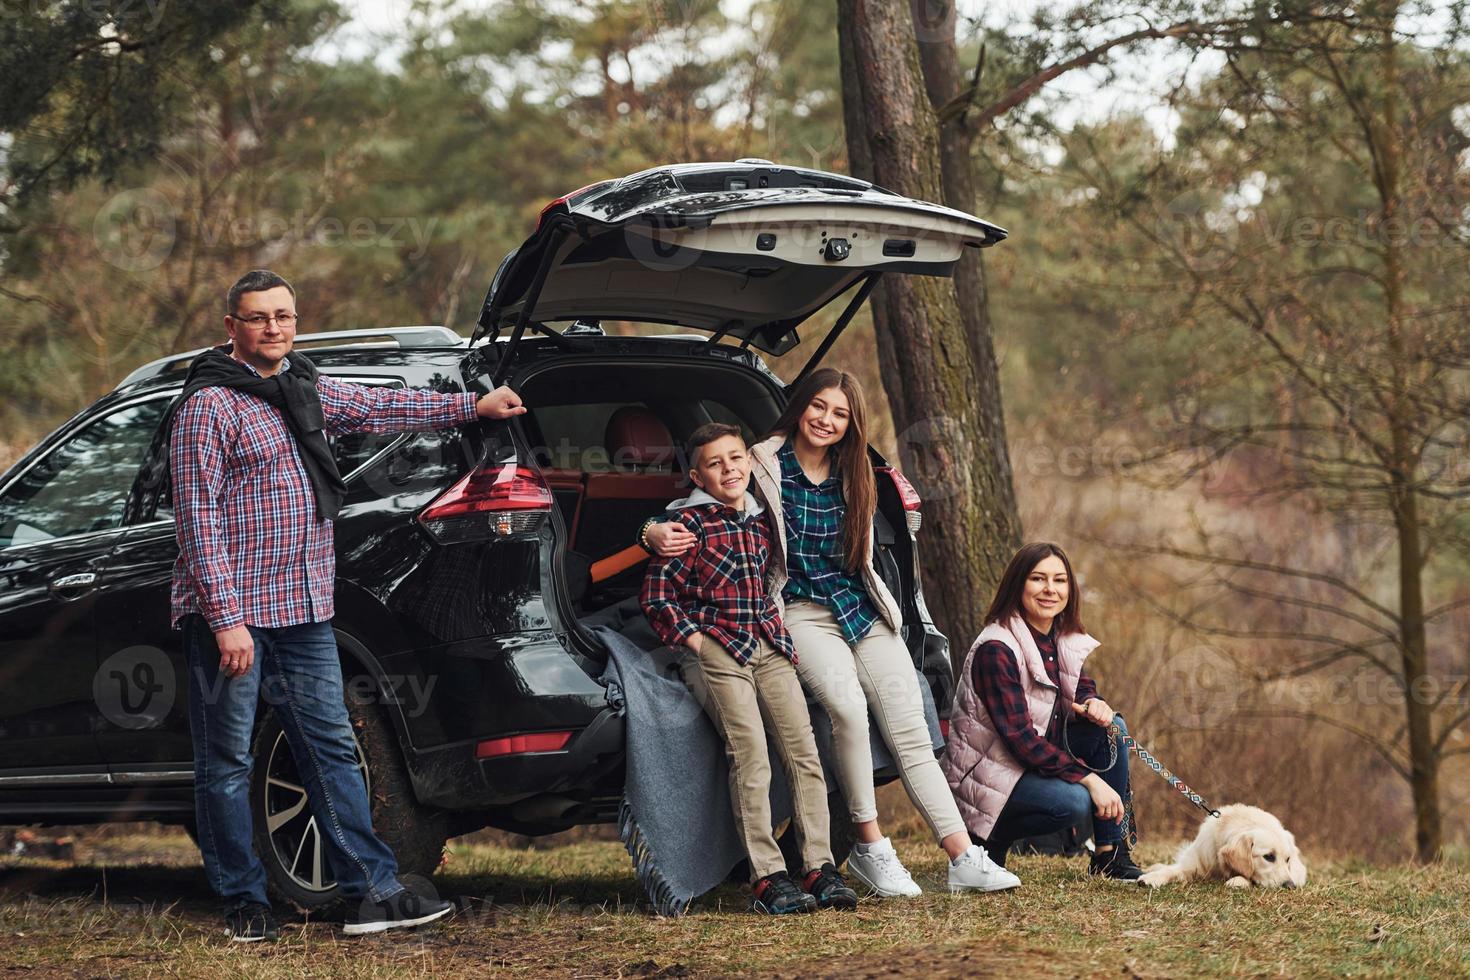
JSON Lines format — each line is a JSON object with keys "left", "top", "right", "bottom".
{"left": 518, "top": 361, "right": 781, "bottom": 473}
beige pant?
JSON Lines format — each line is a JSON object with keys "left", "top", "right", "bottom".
{"left": 784, "top": 600, "right": 967, "bottom": 842}
{"left": 679, "top": 634, "right": 832, "bottom": 881}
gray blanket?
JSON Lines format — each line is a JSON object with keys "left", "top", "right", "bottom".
{"left": 593, "top": 624, "right": 943, "bottom": 916}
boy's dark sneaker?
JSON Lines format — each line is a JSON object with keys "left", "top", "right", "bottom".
{"left": 1089, "top": 844, "right": 1144, "bottom": 881}
{"left": 751, "top": 871, "right": 818, "bottom": 915}
{"left": 803, "top": 864, "right": 859, "bottom": 910}
{"left": 343, "top": 887, "right": 454, "bottom": 935}
{"left": 224, "top": 900, "right": 279, "bottom": 942}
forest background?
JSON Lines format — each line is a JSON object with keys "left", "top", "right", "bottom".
{"left": 2, "top": 0, "right": 1468, "bottom": 863}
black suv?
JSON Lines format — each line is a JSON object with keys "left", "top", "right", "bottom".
{"left": 0, "top": 161, "right": 1005, "bottom": 907}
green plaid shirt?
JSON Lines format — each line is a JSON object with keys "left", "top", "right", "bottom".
{"left": 778, "top": 441, "right": 880, "bottom": 643}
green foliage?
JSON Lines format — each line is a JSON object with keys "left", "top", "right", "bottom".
{"left": 0, "top": 0, "right": 298, "bottom": 220}
{"left": 0, "top": 0, "right": 852, "bottom": 448}
{"left": 987, "top": 12, "right": 1468, "bottom": 428}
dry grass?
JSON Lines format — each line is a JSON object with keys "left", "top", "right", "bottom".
{"left": 1, "top": 828, "right": 1467, "bottom": 978}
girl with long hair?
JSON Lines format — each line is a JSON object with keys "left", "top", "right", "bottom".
{"left": 941, "top": 542, "right": 1142, "bottom": 880}
{"left": 645, "top": 368, "right": 1017, "bottom": 896}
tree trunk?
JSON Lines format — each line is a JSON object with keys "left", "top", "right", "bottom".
{"left": 912, "top": 1, "right": 1022, "bottom": 562}
{"left": 1376, "top": 5, "right": 1441, "bottom": 861}
{"left": 1392, "top": 479, "right": 1441, "bottom": 861}
{"left": 837, "top": 0, "right": 1022, "bottom": 668}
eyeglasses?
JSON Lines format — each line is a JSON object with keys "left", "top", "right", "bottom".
{"left": 232, "top": 312, "right": 299, "bottom": 329}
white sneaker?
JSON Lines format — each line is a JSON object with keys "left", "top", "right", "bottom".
{"left": 845, "top": 837, "right": 923, "bottom": 898}
{"left": 948, "top": 845, "right": 1021, "bottom": 893}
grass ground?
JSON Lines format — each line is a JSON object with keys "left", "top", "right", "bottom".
{"left": 1, "top": 829, "right": 1466, "bottom": 978}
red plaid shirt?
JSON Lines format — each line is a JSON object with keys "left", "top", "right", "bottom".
{"left": 973, "top": 624, "right": 1100, "bottom": 782}
{"left": 170, "top": 366, "right": 477, "bottom": 630}
{"left": 640, "top": 500, "right": 794, "bottom": 665}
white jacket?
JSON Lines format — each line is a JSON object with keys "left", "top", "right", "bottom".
{"left": 746, "top": 433, "right": 903, "bottom": 632}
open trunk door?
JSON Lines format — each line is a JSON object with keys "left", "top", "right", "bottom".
{"left": 471, "top": 162, "right": 1006, "bottom": 382}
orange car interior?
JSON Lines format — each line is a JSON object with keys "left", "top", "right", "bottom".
{"left": 547, "top": 406, "right": 688, "bottom": 603}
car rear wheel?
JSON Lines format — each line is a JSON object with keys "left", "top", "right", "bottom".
{"left": 250, "top": 689, "right": 448, "bottom": 910}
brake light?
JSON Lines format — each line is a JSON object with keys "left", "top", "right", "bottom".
{"left": 877, "top": 466, "right": 923, "bottom": 533}
{"left": 538, "top": 197, "right": 569, "bottom": 223}
{"left": 538, "top": 179, "right": 615, "bottom": 225}
{"left": 475, "top": 730, "right": 574, "bottom": 759}
{"left": 418, "top": 462, "right": 553, "bottom": 543}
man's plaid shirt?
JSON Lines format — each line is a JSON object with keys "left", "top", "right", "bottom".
{"left": 170, "top": 359, "right": 477, "bottom": 630}
{"left": 777, "top": 442, "right": 880, "bottom": 644}
{"left": 639, "top": 496, "right": 794, "bottom": 665}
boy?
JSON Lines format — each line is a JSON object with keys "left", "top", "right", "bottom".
{"left": 640, "top": 423, "right": 858, "bottom": 914}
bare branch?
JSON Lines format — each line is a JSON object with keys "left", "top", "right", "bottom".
{"left": 0, "top": 285, "right": 71, "bottom": 316}
{"left": 1432, "top": 700, "right": 1470, "bottom": 755}
{"left": 1232, "top": 297, "right": 1396, "bottom": 468}
{"left": 1424, "top": 597, "right": 1470, "bottom": 623}
{"left": 1235, "top": 709, "right": 1411, "bottom": 781}
{"left": 951, "top": 19, "right": 1249, "bottom": 131}
{"left": 1097, "top": 539, "right": 1401, "bottom": 623}
{"left": 1214, "top": 578, "right": 1401, "bottom": 644}
{"left": 1253, "top": 639, "right": 1399, "bottom": 682}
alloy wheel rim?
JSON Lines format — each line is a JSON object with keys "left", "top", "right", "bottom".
{"left": 261, "top": 728, "right": 370, "bottom": 895}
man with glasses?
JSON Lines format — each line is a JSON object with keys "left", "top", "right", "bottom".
{"left": 170, "top": 269, "right": 525, "bottom": 940}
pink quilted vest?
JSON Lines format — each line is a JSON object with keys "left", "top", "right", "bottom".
{"left": 940, "top": 615, "right": 1100, "bottom": 839}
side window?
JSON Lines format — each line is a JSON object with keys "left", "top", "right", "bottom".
{"left": 0, "top": 400, "right": 171, "bottom": 549}
{"left": 151, "top": 376, "right": 407, "bottom": 520}
{"left": 326, "top": 378, "right": 407, "bottom": 476}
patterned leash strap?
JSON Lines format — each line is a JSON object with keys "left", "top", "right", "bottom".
{"left": 1108, "top": 720, "right": 1222, "bottom": 820}
{"left": 1065, "top": 714, "right": 1221, "bottom": 851}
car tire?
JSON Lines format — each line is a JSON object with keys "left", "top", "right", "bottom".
{"left": 250, "top": 689, "right": 448, "bottom": 911}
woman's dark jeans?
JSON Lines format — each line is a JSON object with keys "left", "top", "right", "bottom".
{"left": 983, "top": 713, "right": 1132, "bottom": 863}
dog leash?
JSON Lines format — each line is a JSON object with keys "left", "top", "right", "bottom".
{"left": 1065, "top": 714, "right": 1222, "bottom": 850}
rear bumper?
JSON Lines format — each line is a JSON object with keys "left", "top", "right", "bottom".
{"left": 392, "top": 617, "right": 949, "bottom": 821}
{"left": 408, "top": 703, "right": 626, "bottom": 813}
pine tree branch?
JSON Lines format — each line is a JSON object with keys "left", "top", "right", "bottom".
{"left": 946, "top": 21, "right": 1230, "bottom": 130}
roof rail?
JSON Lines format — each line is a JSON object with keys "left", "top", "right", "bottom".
{"left": 114, "top": 326, "right": 464, "bottom": 390}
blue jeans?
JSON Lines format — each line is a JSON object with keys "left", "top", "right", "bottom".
{"left": 988, "top": 713, "right": 1132, "bottom": 852}
{"left": 184, "top": 615, "right": 402, "bottom": 906}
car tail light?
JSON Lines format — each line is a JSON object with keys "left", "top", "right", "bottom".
{"left": 939, "top": 718, "right": 950, "bottom": 741}
{"left": 475, "top": 730, "right": 574, "bottom": 759}
{"left": 418, "top": 462, "right": 553, "bottom": 543}
{"left": 538, "top": 180, "right": 615, "bottom": 225}
{"left": 877, "top": 466, "right": 923, "bottom": 534}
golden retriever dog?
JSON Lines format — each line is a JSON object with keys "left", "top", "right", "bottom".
{"left": 1139, "top": 804, "right": 1307, "bottom": 889}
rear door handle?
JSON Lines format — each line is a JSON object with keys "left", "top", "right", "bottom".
{"left": 50, "top": 572, "right": 97, "bottom": 596}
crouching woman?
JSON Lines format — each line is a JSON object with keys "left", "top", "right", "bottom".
{"left": 941, "top": 543, "right": 1143, "bottom": 880}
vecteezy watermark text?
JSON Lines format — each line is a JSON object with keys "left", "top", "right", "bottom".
{"left": 92, "top": 645, "right": 443, "bottom": 729}
{"left": 94, "top": 189, "right": 440, "bottom": 271}
{"left": 1159, "top": 193, "right": 1470, "bottom": 270}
